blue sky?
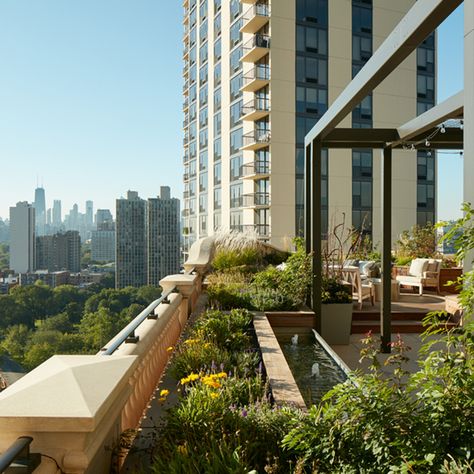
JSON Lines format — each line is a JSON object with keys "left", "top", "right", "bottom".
{"left": 0, "top": 2, "right": 465, "bottom": 221}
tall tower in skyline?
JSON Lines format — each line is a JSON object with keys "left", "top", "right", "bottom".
{"left": 33, "top": 186, "right": 46, "bottom": 237}
{"left": 116, "top": 191, "right": 147, "bottom": 289}
{"left": 85, "top": 200, "right": 94, "bottom": 229}
{"left": 181, "top": 0, "right": 434, "bottom": 250}
{"left": 52, "top": 200, "right": 62, "bottom": 227}
{"left": 9, "top": 202, "right": 36, "bottom": 273}
{"left": 147, "top": 186, "right": 180, "bottom": 286}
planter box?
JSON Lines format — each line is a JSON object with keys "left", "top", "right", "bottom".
{"left": 439, "top": 268, "right": 462, "bottom": 294}
{"left": 321, "top": 303, "right": 353, "bottom": 345}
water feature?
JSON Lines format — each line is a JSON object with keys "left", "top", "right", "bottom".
{"left": 274, "top": 327, "right": 349, "bottom": 406}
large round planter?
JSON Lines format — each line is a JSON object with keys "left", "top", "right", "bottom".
{"left": 321, "top": 303, "right": 353, "bottom": 345}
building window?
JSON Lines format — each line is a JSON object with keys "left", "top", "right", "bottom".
{"left": 214, "top": 87, "right": 221, "bottom": 110}
{"left": 199, "top": 172, "right": 208, "bottom": 192}
{"left": 214, "top": 13, "right": 221, "bottom": 39}
{"left": 296, "top": 56, "right": 328, "bottom": 85}
{"left": 199, "top": 128, "right": 208, "bottom": 148}
{"left": 230, "top": 100, "right": 243, "bottom": 129}
{"left": 230, "top": 155, "right": 243, "bottom": 181}
{"left": 214, "top": 162, "right": 222, "bottom": 185}
{"left": 199, "top": 150, "right": 207, "bottom": 170}
{"left": 230, "top": 0, "right": 241, "bottom": 20}
{"left": 296, "top": 25, "right": 327, "bottom": 55}
{"left": 199, "top": 107, "right": 208, "bottom": 128}
{"left": 296, "top": 0, "right": 328, "bottom": 25}
{"left": 230, "top": 73, "right": 243, "bottom": 101}
{"left": 214, "top": 112, "right": 221, "bottom": 137}
{"left": 199, "top": 19, "right": 208, "bottom": 43}
{"left": 199, "top": 86, "right": 208, "bottom": 106}
{"left": 214, "top": 188, "right": 222, "bottom": 210}
{"left": 296, "top": 86, "right": 327, "bottom": 114}
{"left": 230, "top": 48, "right": 243, "bottom": 76}
{"left": 214, "top": 61, "right": 221, "bottom": 86}
{"left": 199, "top": 42, "right": 208, "bottom": 63}
{"left": 214, "top": 38, "right": 221, "bottom": 61}
{"left": 230, "top": 18, "right": 243, "bottom": 49}
{"left": 230, "top": 128, "right": 243, "bottom": 154}
{"left": 214, "top": 137, "right": 221, "bottom": 161}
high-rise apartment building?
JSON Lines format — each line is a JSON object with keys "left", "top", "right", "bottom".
{"left": 85, "top": 201, "right": 94, "bottom": 229}
{"left": 116, "top": 191, "right": 147, "bottom": 288}
{"left": 182, "top": 0, "right": 435, "bottom": 250}
{"left": 91, "top": 222, "right": 116, "bottom": 263}
{"left": 96, "top": 209, "right": 114, "bottom": 227}
{"left": 147, "top": 186, "right": 181, "bottom": 286}
{"left": 9, "top": 202, "right": 36, "bottom": 273}
{"left": 36, "top": 231, "right": 81, "bottom": 273}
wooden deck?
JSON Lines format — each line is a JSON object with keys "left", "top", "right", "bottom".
{"left": 352, "top": 290, "right": 454, "bottom": 333}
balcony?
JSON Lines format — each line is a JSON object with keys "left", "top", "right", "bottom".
{"left": 241, "top": 34, "right": 270, "bottom": 63}
{"left": 242, "top": 65, "right": 270, "bottom": 92}
{"left": 243, "top": 192, "right": 270, "bottom": 208}
{"left": 230, "top": 196, "right": 244, "bottom": 208}
{"left": 241, "top": 161, "right": 270, "bottom": 179}
{"left": 241, "top": 129, "right": 271, "bottom": 151}
{"left": 241, "top": 3, "right": 270, "bottom": 34}
{"left": 242, "top": 97, "right": 270, "bottom": 121}
{"left": 243, "top": 223, "right": 270, "bottom": 238}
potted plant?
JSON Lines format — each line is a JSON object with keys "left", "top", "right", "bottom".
{"left": 320, "top": 277, "right": 353, "bottom": 344}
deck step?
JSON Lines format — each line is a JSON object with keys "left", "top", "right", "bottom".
{"left": 352, "top": 312, "right": 428, "bottom": 322}
{"left": 351, "top": 321, "right": 457, "bottom": 334}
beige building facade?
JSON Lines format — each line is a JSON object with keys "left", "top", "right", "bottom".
{"left": 182, "top": 0, "right": 434, "bottom": 251}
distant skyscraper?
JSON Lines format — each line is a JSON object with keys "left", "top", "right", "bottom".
{"left": 9, "top": 202, "right": 35, "bottom": 273}
{"left": 147, "top": 186, "right": 180, "bottom": 285}
{"left": 36, "top": 231, "right": 81, "bottom": 272}
{"left": 34, "top": 187, "right": 46, "bottom": 236}
{"left": 85, "top": 201, "right": 94, "bottom": 228}
{"left": 116, "top": 191, "right": 147, "bottom": 288}
{"left": 96, "top": 209, "right": 113, "bottom": 227}
{"left": 52, "top": 200, "right": 62, "bottom": 227}
{"left": 47, "top": 208, "right": 52, "bottom": 226}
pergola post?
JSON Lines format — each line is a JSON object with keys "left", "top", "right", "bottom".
{"left": 381, "top": 147, "right": 392, "bottom": 353}
{"left": 312, "top": 140, "right": 323, "bottom": 333}
{"left": 305, "top": 143, "right": 312, "bottom": 256}
{"left": 465, "top": 0, "right": 474, "bottom": 272}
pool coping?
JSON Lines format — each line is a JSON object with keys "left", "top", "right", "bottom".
{"left": 253, "top": 312, "right": 307, "bottom": 411}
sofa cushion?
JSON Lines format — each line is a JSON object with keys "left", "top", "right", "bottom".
{"left": 396, "top": 275, "right": 422, "bottom": 285}
{"left": 409, "top": 258, "right": 429, "bottom": 277}
{"left": 426, "top": 259, "right": 440, "bottom": 273}
{"left": 363, "top": 261, "right": 380, "bottom": 278}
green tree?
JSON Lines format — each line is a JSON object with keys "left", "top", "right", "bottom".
{"left": 136, "top": 285, "right": 162, "bottom": 304}
{"left": 0, "top": 324, "right": 32, "bottom": 364}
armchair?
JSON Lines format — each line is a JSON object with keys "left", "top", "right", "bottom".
{"left": 395, "top": 258, "right": 442, "bottom": 295}
{"left": 342, "top": 267, "right": 375, "bottom": 310}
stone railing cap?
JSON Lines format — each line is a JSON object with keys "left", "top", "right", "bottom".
{"left": 0, "top": 355, "right": 137, "bottom": 431}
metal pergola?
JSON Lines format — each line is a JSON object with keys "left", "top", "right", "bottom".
{"left": 304, "top": 0, "right": 465, "bottom": 352}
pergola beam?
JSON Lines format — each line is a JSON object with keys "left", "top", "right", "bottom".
{"left": 396, "top": 91, "right": 464, "bottom": 143}
{"left": 305, "top": 0, "right": 463, "bottom": 144}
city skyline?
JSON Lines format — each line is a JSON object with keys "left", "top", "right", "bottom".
{"left": 0, "top": 2, "right": 465, "bottom": 222}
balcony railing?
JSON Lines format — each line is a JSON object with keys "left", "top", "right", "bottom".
{"left": 0, "top": 437, "right": 40, "bottom": 473}
{"left": 243, "top": 192, "right": 270, "bottom": 208}
{"left": 241, "top": 2, "right": 270, "bottom": 34}
{"left": 243, "top": 223, "right": 270, "bottom": 238}
{"left": 241, "top": 129, "right": 271, "bottom": 150}
{"left": 242, "top": 161, "right": 270, "bottom": 178}
{"left": 230, "top": 224, "right": 244, "bottom": 232}
{"left": 242, "top": 34, "right": 271, "bottom": 63}
{"left": 242, "top": 97, "right": 270, "bottom": 121}
{"left": 242, "top": 64, "right": 270, "bottom": 91}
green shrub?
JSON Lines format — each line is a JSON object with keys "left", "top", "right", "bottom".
{"left": 321, "top": 278, "right": 352, "bottom": 304}
{"left": 283, "top": 324, "right": 474, "bottom": 473}
{"left": 395, "top": 255, "right": 413, "bottom": 266}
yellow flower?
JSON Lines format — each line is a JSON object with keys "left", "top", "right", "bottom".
{"left": 202, "top": 377, "right": 221, "bottom": 389}
{"left": 180, "top": 372, "right": 200, "bottom": 385}
{"left": 177, "top": 444, "right": 188, "bottom": 455}
{"left": 158, "top": 397, "right": 166, "bottom": 403}
{"left": 204, "top": 342, "right": 212, "bottom": 349}
{"left": 166, "top": 346, "right": 174, "bottom": 352}
{"left": 210, "top": 392, "right": 219, "bottom": 399}
{"left": 184, "top": 338, "right": 198, "bottom": 345}
{"left": 160, "top": 389, "right": 169, "bottom": 397}
{"left": 216, "top": 372, "right": 227, "bottom": 379}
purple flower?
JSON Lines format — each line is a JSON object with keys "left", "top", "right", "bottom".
{"left": 241, "top": 408, "right": 248, "bottom": 418}
{"left": 229, "top": 404, "right": 237, "bottom": 413}
{"left": 211, "top": 360, "right": 217, "bottom": 371}
{"left": 220, "top": 362, "right": 225, "bottom": 371}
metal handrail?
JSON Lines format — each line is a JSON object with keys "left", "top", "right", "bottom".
{"left": 0, "top": 436, "right": 40, "bottom": 473}
{"left": 242, "top": 97, "right": 270, "bottom": 115}
{"left": 99, "top": 286, "right": 177, "bottom": 356}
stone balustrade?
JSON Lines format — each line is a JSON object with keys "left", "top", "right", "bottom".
{"left": 0, "top": 238, "right": 214, "bottom": 473}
